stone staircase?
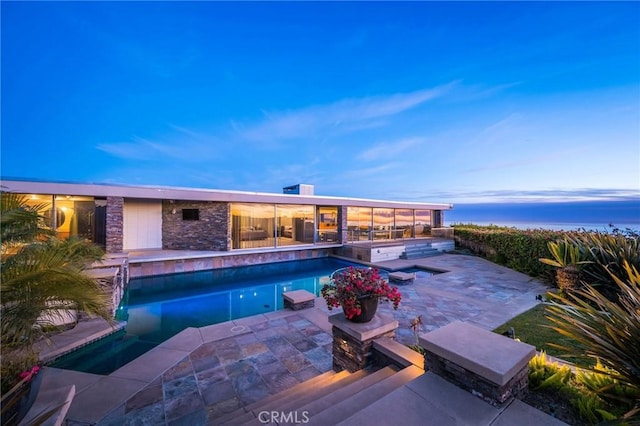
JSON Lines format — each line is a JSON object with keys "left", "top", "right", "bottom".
{"left": 400, "top": 243, "right": 440, "bottom": 259}
{"left": 216, "top": 364, "right": 424, "bottom": 426}
{"left": 211, "top": 317, "right": 566, "bottom": 426}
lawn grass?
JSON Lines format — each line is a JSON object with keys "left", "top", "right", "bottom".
{"left": 493, "top": 303, "right": 592, "bottom": 368}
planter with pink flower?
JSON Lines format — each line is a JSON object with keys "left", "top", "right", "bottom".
{"left": 321, "top": 266, "right": 401, "bottom": 323}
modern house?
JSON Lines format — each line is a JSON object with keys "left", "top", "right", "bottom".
{"left": 0, "top": 179, "right": 454, "bottom": 277}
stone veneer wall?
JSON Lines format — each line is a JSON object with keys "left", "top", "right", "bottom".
{"left": 105, "top": 197, "right": 124, "bottom": 253}
{"left": 425, "top": 351, "right": 529, "bottom": 407}
{"left": 129, "top": 247, "right": 334, "bottom": 278}
{"left": 338, "top": 206, "right": 348, "bottom": 244}
{"left": 162, "top": 200, "right": 230, "bottom": 251}
{"left": 332, "top": 325, "right": 396, "bottom": 372}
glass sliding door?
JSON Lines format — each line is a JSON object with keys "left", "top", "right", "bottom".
{"left": 276, "top": 205, "right": 315, "bottom": 246}
{"left": 231, "top": 203, "right": 275, "bottom": 249}
{"left": 317, "top": 206, "right": 338, "bottom": 242}
{"left": 14, "top": 193, "right": 106, "bottom": 247}
{"left": 415, "top": 209, "right": 432, "bottom": 237}
{"left": 395, "top": 209, "right": 414, "bottom": 238}
{"left": 372, "top": 208, "right": 394, "bottom": 240}
{"left": 347, "top": 207, "right": 372, "bottom": 242}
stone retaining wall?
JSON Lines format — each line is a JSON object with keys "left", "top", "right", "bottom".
{"left": 420, "top": 321, "right": 535, "bottom": 408}
{"left": 425, "top": 350, "right": 529, "bottom": 407}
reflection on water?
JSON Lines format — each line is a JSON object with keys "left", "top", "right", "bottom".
{"left": 122, "top": 276, "right": 328, "bottom": 341}
{"left": 50, "top": 258, "right": 354, "bottom": 375}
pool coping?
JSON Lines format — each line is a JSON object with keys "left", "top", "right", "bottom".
{"left": 36, "top": 319, "right": 127, "bottom": 364}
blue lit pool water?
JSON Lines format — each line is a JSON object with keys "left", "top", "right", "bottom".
{"left": 49, "top": 257, "right": 361, "bottom": 375}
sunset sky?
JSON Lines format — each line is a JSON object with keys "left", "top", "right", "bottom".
{"left": 2, "top": 1, "right": 638, "bottom": 204}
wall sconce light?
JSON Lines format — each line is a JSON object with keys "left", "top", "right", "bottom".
{"left": 171, "top": 208, "right": 176, "bottom": 214}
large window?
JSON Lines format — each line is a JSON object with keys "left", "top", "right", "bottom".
{"left": 372, "top": 208, "right": 394, "bottom": 240}
{"left": 395, "top": 209, "right": 414, "bottom": 238}
{"left": 317, "top": 206, "right": 338, "bottom": 242}
{"left": 276, "top": 205, "right": 315, "bottom": 246}
{"left": 347, "top": 207, "right": 372, "bottom": 241}
{"left": 231, "top": 203, "right": 317, "bottom": 249}
{"left": 14, "top": 193, "right": 106, "bottom": 247}
{"left": 415, "top": 209, "right": 432, "bottom": 237}
{"left": 231, "top": 203, "right": 275, "bottom": 249}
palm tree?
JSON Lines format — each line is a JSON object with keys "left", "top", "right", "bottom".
{"left": 1, "top": 192, "right": 112, "bottom": 393}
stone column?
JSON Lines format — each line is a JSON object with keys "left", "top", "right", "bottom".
{"left": 106, "top": 197, "right": 124, "bottom": 254}
{"left": 337, "top": 206, "right": 348, "bottom": 244}
{"left": 329, "top": 313, "right": 399, "bottom": 372}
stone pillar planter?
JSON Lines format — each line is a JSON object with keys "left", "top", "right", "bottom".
{"left": 329, "top": 312, "right": 398, "bottom": 372}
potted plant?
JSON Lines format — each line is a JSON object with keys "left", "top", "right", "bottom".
{"left": 321, "top": 266, "right": 401, "bottom": 322}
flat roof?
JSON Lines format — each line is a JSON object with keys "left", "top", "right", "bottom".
{"left": 0, "top": 178, "right": 453, "bottom": 210}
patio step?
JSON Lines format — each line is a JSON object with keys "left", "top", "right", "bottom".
{"left": 215, "top": 369, "right": 356, "bottom": 426}
{"left": 250, "top": 368, "right": 371, "bottom": 420}
{"left": 234, "top": 365, "right": 423, "bottom": 426}
{"left": 281, "top": 366, "right": 398, "bottom": 419}
{"left": 225, "top": 369, "right": 371, "bottom": 426}
{"left": 246, "top": 369, "right": 350, "bottom": 413}
{"left": 308, "top": 365, "right": 423, "bottom": 425}
{"left": 400, "top": 244, "right": 440, "bottom": 259}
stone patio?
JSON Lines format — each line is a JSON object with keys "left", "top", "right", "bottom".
{"left": 34, "top": 253, "right": 554, "bottom": 425}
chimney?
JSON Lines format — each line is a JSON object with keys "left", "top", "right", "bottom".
{"left": 283, "top": 184, "right": 314, "bottom": 195}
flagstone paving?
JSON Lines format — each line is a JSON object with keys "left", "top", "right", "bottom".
{"left": 37, "top": 253, "right": 553, "bottom": 425}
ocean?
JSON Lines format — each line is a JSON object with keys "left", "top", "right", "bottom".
{"left": 444, "top": 200, "right": 640, "bottom": 232}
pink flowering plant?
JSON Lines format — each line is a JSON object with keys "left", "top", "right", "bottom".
{"left": 19, "top": 365, "right": 40, "bottom": 382}
{"left": 321, "top": 266, "right": 402, "bottom": 320}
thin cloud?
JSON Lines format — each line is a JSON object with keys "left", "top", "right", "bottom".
{"left": 97, "top": 128, "right": 224, "bottom": 162}
{"left": 461, "top": 148, "right": 584, "bottom": 174}
{"left": 357, "top": 137, "right": 427, "bottom": 161}
{"left": 480, "top": 113, "right": 523, "bottom": 137}
{"left": 453, "top": 82, "right": 522, "bottom": 102}
{"left": 98, "top": 85, "right": 455, "bottom": 161}
{"left": 409, "top": 188, "right": 640, "bottom": 203}
{"left": 343, "top": 162, "right": 403, "bottom": 179}
{"left": 238, "top": 83, "right": 457, "bottom": 143}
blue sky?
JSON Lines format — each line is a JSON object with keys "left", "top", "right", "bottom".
{"left": 1, "top": 1, "right": 639, "bottom": 204}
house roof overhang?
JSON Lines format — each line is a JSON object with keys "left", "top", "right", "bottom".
{"left": 0, "top": 178, "right": 453, "bottom": 210}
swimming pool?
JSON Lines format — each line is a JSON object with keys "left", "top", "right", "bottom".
{"left": 49, "top": 257, "right": 361, "bottom": 375}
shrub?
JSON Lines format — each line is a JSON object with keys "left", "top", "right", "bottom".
{"left": 545, "top": 261, "right": 640, "bottom": 421}
{"left": 539, "top": 237, "right": 591, "bottom": 294}
{"left": 576, "top": 229, "right": 640, "bottom": 300}
{"left": 453, "top": 224, "right": 577, "bottom": 278}
{"left": 528, "top": 353, "right": 639, "bottom": 424}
